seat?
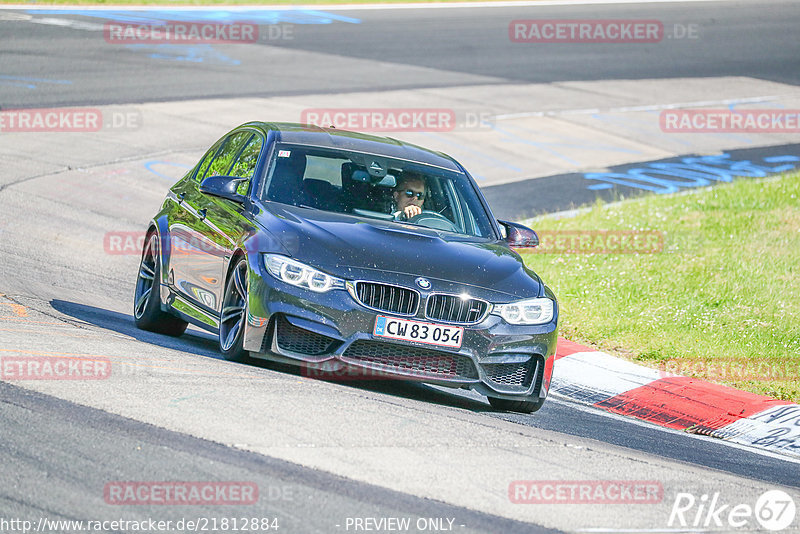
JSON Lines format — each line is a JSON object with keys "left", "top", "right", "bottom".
{"left": 341, "top": 162, "right": 392, "bottom": 213}
{"left": 302, "top": 178, "right": 342, "bottom": 211}
{"left": 268, "top": 152, "right": 307, "bottom": 206}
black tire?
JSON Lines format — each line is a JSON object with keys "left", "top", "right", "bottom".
{"left": 133, "top": 232, "right": 188, "bottom": 337}
{"left": 488, "top": 396, "right": 545, "bottom": 414}
{"left": 219, "top": 257, "right": 250, "bottom": 363}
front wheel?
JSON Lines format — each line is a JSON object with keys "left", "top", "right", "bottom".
{"left": 488, "top": 396, "right": 545, "bottom": 414}
{"left": 219, "top": 257, "right": 250, "bottom": 362}
{"left": 133, "top": 232, "right": 188, "bottom": 337}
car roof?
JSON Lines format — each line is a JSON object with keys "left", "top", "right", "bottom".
{"left": 241, "top": 122, "right": 462, "bottom": 172}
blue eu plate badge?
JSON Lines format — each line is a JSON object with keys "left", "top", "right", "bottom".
{"left": 374, "top": 316, "right": 387, "bottom": 336}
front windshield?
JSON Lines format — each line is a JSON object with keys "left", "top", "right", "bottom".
{"left": 260, "top": 143, "right": 495, "bottom": 238}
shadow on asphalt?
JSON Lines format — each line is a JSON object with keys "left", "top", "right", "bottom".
{"left": 51, "top": 299, "right": 222, "bottom": 359}
{"left": 49, "top": 299, "right": 491, "bottom": 413}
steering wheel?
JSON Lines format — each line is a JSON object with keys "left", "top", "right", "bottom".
{"left": 406, "top": 210, "right": 459, "bottom": 232}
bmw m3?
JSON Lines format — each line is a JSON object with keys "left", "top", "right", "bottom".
{"left": 133, "top": 122, "right": 558, "bottom": 413}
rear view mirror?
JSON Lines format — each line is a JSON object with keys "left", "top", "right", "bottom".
{"left": 376, "top": 174, "right": 396, "bottom": 187}
{"left": 351, "top": 169, "right": 396, "bottom": 187}
{"left": 498, "top": 220, "right": 539, "bottom": 248}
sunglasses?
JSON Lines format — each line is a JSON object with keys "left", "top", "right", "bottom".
{"left": 400, "top": 189, "right": 425, "bottom": 200}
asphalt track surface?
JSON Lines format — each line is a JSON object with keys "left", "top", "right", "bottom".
{"left": 0, "top": 381, "right": 556, "bottom": 534}
{"left": 1, "top": 1, "right": 798, "bottom": 107}
{"left": 1, "top": 1, "right": 800, "bottom": 532}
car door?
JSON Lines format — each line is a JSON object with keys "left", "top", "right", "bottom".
{"left": 191, "top": 131, "right": 266, "bottom": 317}
{"left": 169, "top": 131, "right": 255, "bottom": 313}
{"left": 167, "top": 137, "right": 225, "bottom": 312}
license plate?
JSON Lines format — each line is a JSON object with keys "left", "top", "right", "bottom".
{"left": 373, "top": 316, "right": 463, "bottom": 349}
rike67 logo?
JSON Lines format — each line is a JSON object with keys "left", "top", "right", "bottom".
{"left": 669, "top": 490, "right": 796, "bottom": 531}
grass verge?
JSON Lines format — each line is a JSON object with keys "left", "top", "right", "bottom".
{"left": 519, "top": 171, "right": 800, "bottom": 402}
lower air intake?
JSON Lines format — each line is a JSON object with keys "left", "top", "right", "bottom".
{"left": 483, "top": 358, "right": 537, "bottom": 390}
{"left": 274, "top": 316, "right": 340, "bottom": 356}
{"left": 342, "top": 340, "right": 478, "bottom": 380}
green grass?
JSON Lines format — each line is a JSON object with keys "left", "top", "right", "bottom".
{"left": 520, "top": 172, "right": 800, "bottom": 402}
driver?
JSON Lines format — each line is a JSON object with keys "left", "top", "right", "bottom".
{"left": 392, "top": 173, "right": 427, "bottom": 220}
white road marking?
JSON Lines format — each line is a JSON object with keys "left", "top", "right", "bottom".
{"left": 495, "top": 96, "right": 782, "bottom": 120}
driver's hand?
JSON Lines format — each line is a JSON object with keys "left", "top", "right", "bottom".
{"left": 403, "top": 205, "right": 422, "bottom": 219}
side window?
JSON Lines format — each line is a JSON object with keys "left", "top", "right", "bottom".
{"left": 229, "top": 135, "right": 264, "bottom": 196}
{"left": 229, "top": 135, "right": 264, "bottom": 180}
{"left": 194, "top": 140, "right": 224, "bottom": 182}
{"left": 205, "top": 132, "right": 253, "bottom": 180}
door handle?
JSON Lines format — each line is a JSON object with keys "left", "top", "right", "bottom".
{"left": 198, "top": 208, "right": 207, "bottom": 220}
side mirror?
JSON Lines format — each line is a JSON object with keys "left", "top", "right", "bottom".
{"left": 199, "top": 175, "right": 246, "bottom": 204}
{"left": 498, "top": 220, "right": 539, "bottom": 248}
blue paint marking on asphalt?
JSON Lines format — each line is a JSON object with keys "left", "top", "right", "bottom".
{"left": 145, "top": 160, "right": 191, "bottom": 181}
{"left": 729, "top": 101, "right": 787, "bottom": 111}
{"left": 584, "top": 154, "right": 800, "bottom": 194}
{"left": 125, "top": 44, "right": 240, "bottom": 65}
{"left": 0, "top": 80, "right": 36, "bottom": 89}
{"left": 0, "top": 75, "right": 73, "bottom": 90}
{"left": 763, "top": 155, "right": 800, "bottom": 162}
{"left": 27, "top": 10, "right": 358, "bottom": 66}
{"left": 28, "top": 9, "right": 361, "bottom": 25}
{"left": 586, "top": 183, "right": 614, "bottom": 190}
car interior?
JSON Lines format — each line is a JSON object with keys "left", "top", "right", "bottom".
{"left": 262, "top": 147, "right": 491, "bottom": 237}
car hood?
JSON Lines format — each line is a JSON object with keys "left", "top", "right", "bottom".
{"left": 256, "top": 204, "right": 543, "bottom": 299}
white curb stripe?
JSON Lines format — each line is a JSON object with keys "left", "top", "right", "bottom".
{"left": 552, "top": 350, "right": 665, "bottom": 403}
{"left": 553, "top": 344, "right": 800, "bottom": 459}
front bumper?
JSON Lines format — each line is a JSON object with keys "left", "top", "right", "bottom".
{"left": 242, "top": 256, "right": 558, "bottom": 402}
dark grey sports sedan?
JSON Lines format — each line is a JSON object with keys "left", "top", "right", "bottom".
{"left": 133, "top": 122, "right": 558, "bottom": 413}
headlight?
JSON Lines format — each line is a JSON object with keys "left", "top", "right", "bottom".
{"left": 263, "top": 254, "right": 345, "bottom": 292}
{"left": 494, "top": 298, "right": 554, "bottom": 325}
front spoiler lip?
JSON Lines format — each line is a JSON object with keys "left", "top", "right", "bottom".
{"left": 254, "top": 319, "right": 543, "bottom": 397}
